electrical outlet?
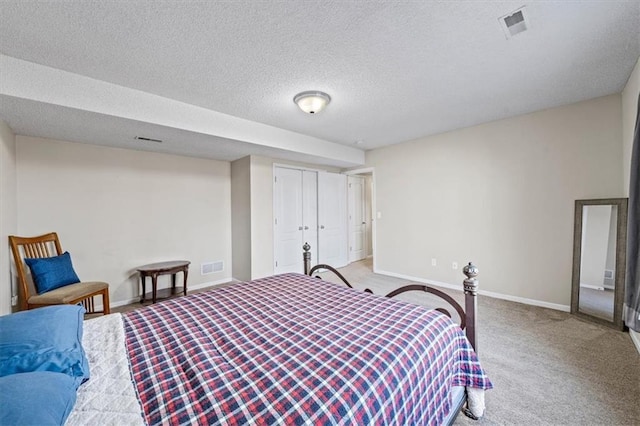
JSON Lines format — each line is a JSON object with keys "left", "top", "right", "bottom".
{"left": 11, "top": 295, "right": 18, "bottom": 306}
{"left": 431, "top": 258, "right": 437, "bottom": 266}
{"left": 452, "top": 262, "right": 458, "bottom": 270}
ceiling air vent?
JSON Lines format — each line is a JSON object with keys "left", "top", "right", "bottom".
{"left": 499, "top": 6, "right": 529, "bottom": 39}
{"left": 135, "top": 136, "right": 163, "bottom": 143}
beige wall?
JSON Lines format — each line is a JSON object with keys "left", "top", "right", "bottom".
{"left": 249, "top": 156, "right": 276, "bottom": 279}
{"left": 366, "top": 94, "right": 623, "bottom": 307}
{"left": 0, "top": 120, "right": 17, "bottom": 316}
{"left": 16, "top": 136, "right": 232, "bottom": 306}
{"left": 365, "top": 174, "right": 373, "bottom": 257}
{"left": 231, "top": 156, "right": 251, "bottom": 281}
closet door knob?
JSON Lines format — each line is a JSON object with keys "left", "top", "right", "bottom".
{"left": 298, "top": 226, "right": 303, "bottom": 230}
{"left": 320, "top": 225, "right": 325, "bottom": 229}
{"left": 304, "top": 226, "right": 309, "bottom": 230}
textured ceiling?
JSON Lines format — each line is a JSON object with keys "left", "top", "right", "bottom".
{"left": 0, "top": 1, "right": 638, "bottom": 164}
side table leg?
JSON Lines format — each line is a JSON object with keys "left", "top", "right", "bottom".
{"left": 183, "top": 267, "right": 189, "bottom": 296}
{"left": 140, "top": 275, "right": 146, "bottom": 304}
{"left": 152, "top": 274, "right": 158, "bottom": 304}
{"left": 171, "top": 273, "right": 176, "bottom": 295}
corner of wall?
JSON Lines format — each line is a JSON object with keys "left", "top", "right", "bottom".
{"left": 249, "top": 156, "right": 275, "bottom": 279}
{"left": 230, "top": 156, "right": 252, "bottom": 282}
{"left": 0, "top": 120, "right": 17, "bottom": 316}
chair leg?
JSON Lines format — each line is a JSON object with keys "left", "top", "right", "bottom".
{"left": 102, "top": 290, "right": 110, "bottom": 315}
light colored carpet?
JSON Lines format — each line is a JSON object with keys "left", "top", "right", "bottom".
{"left": 323, "top": 259, "right": 640, "bottom": 426}
{"left": 579, "top": 287, "right": 614, "bottom": 322}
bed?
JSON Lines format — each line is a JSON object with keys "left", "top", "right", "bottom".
{"left": 1, "top": 247, "right": 492, "bottom": 425}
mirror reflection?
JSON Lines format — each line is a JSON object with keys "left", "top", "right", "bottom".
{"left": 578, "top": 205, "right": 617, "bottom": 321}
{"left": 571, "top": 197, "right": 627, "bottom": 329}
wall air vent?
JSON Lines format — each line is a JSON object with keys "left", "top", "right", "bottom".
{"left": 201, "top": 261, "right": 224, "bottom": 275}
{"left": 499, "top": 6, "right": 529, "bottom": 39}
{"left": 135, "top": 136, "right": 163, "bottom": 143}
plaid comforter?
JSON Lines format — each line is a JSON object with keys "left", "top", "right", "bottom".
{"left": 123, "top": 273, "right": 492, "bottom": 425}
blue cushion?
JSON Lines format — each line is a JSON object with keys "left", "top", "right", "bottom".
{"left": 25, "top": 251, "right": 81, "bottom": 294}
{"left": 0, "top": 305, "right": 90, "bottom": 386}
{"left": 0, "top": 371, "right": 78, "bottom": 425}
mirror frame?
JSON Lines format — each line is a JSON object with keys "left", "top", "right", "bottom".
{"left": 571, "top": 198, "right": 628, "bottom": 330}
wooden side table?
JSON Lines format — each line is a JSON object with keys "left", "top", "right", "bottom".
{"left": 137, "top": 260, "right": 190, "bottom": 304}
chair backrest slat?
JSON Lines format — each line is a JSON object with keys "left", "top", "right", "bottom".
{"left": 26, "top": 242, "right": 52, "bottom": 259}
{"left": 8, "top": 232, "right": 63, "bottom": 311}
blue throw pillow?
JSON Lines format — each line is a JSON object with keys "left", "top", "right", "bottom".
{"left": 25, "top": 251, "right": 81, "bottom": 294}
{"left": 0, "top": 372, "right": 78, "bottom": 425}
{"left": 0, "top": 305, "right": 90, "bottom": 387}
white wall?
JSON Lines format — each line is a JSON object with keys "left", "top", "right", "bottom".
{"left": 580, "top": 205, "right": 612, "bottom": 287}
{"left": 366, "top": 94, "right": 623, "bottom": 307}
{"left": 0, "top": 120, "right": 17, "bottom": 316}
{"left": 603, "top": 207, "right": 617, "bottom": 288}
{"left": 16, "top": 136, "right": 232, "bottom": 306}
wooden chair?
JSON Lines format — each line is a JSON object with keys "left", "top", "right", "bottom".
{"left": 9, "top": 232, "right": 110, "bottom": 315}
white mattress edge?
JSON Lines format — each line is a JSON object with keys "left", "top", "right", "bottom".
{"left": 66, "top": 313, "right": 145, "bottom": 426}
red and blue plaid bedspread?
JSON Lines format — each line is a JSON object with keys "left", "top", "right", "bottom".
{"left": 123, "top": 273, "right": 492, "bottom": 425}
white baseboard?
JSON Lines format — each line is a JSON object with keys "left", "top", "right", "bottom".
{"left": 580, "top": 283, "right": 605, "bottom": 291}
{"left": 479, "top": 289, "right": 571, "bottom": 312}
{"left": 374, "top": 268, "right": 463, "bottom": 292}
{"left": 374, "top": 268, "right": 571, "bottom": 313}
{"left": 630, "top": 329, "right": 640, "bottom": 355}
{"left": 109, "top": 277, "right": 234, "bottom": 309}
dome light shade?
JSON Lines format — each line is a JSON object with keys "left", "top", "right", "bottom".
{"left": 293, "top": 91, "right": 331, "bottom": 114}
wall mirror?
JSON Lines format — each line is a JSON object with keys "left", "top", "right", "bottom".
{"left": 571, "top": 198, "right": 628, "bottom": 329}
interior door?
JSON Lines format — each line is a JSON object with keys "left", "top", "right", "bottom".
{"left": 348, "top": 175, "right": 366, "bottom": 262}
{"left": 274, "top": 167, "right": 303, "bottom": 273}
{"left": 302, "top": 170, "right": 318, "bottom": 266}
{"left": 318, "top": 172, "right": 348, "bottom": 267}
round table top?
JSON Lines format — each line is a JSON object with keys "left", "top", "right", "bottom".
{"left": 136, "top": 260, "right": 190, "bottom": 272}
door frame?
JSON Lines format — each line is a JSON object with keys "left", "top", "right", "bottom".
{"left": 347, "top": 175, "right": 366, "bottom": 262}
{"left": 344, "top": 167, "right": 376, "bottom": 271}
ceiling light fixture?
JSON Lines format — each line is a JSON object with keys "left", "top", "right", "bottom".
{"left": 293, "top": 91, "right": 331, "bottom": 114}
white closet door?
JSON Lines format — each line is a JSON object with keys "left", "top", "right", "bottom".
{"left": 302, "top": 170, "right": 318, "bottom": 266}
{"left": 348, "top": 175, "right": 366, "bottom": 262}
{"left": 318, "top": 172, "right": 348, "bottom": 267}
{"left": 274, "top": 167, "right": 303, "bottom": 273}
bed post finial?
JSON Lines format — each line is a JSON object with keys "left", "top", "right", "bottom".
{"left": 463, "top": 262, "right": 479, "bottom": 353}
{"left": 303, "top": 243, "right": 311, "bottom": 275}
{"left": 463, "top": 262, "right": 479, "bottom": 294}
